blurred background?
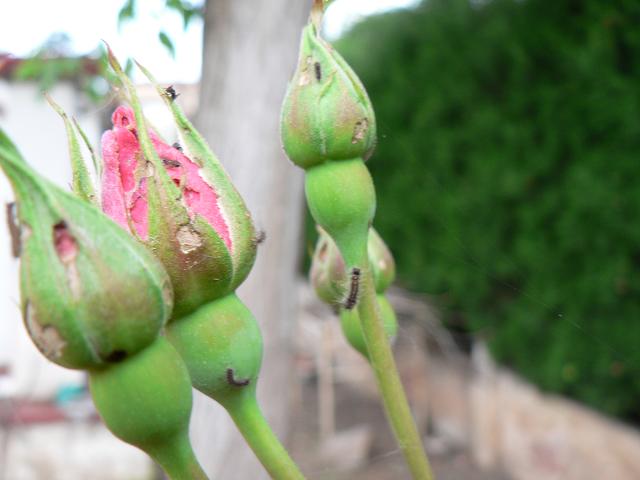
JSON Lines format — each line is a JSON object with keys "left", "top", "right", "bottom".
{"left": 1, "top": 0, "right": 639, "bottom": 479}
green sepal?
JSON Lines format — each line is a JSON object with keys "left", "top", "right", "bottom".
{"left": 0, "top": 138, "right": 172, "bottom": 369}
{"left": 0, "top": 127, "right": 25, "bottom": 164}
{"left": 281, "top": 23, "right": 376, "bottom": 169}
{"left": 45, "top": 94, "right": 97, "bottom": 205}
{"left": 340, "top": 294, "right": 398, "bottom": 361}
{"left": 136, "top": 61, "right": 257, "bottom": 292}
{"left": 166, "top": 293, "right": 263, "bottom": 409}
{"left": 368, "top": 228, "right": 396, "bottom": 293}
{"left": 72, "top": 117, "right": 103, "bottom": 181}
{"left": 310, "top": 226, "right": 347, "bottom": 305}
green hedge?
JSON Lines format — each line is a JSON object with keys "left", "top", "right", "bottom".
{"left": 335, "top": 0, "right": 640, "bottom": 420}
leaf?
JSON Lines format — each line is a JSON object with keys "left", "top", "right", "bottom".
{"left": 158, "top": 31, "right": 176, "bottom": 58}
{"left": 117, "top": 0, "right": 136, "bottom": 29}
{"left": 165, "top": 0, "right": 202, "bottom": 30}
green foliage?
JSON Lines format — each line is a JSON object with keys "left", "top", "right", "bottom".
{"left": 336, "top": 0, "right": 640, "bottom": 420}
{"left": 117, "top": 0, "right": 203, "bottom": 57}
{"left": 13, "top": 34, "right": 111, "bottom": 103}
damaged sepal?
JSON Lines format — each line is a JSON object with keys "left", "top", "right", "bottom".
{"left": 45, "top": 94, "right": 97, "bottom": 205}
{"left": 280, "top": 21, "right": 377, "bottom": 169}
{"left": 104, "top": 47, "right": 253, "bottom": 317}
{"left": 0, "top": 131, "right": 173, "bottom": 370}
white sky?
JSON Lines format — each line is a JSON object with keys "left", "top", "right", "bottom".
{"left": 0, "top": 0, "right": 419, "bottom": 84}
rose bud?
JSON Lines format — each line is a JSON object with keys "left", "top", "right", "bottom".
{"left": 102, "top": 49, "right": 257, "bottom": 318}
{"left": 280, "top": 20, "right": 376, "bottom": 169}
{"left": 310, "top": 226, "right": 395, "bottom": 304}
{"left": 340, "top": 295, "right": 398, "bottom": 361}
{"left": 310, "top": 226, "right": 397, "bottom": 359}
{"left": 0, "top": 129, "right": 172, "bottom": 370}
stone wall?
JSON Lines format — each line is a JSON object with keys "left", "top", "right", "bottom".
{"left": 427, "top": 343, "right": 640, "bottom": 480}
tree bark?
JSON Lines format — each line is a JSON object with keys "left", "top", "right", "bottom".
{"left": 193, "top": 1, "right": 310, "bottom": 478}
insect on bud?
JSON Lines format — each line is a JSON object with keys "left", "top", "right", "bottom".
{"left": 311, "top": 226, "right": 398, "bottom": 359}
{"left": 165, "top": 294, "right": 263, "bottom": 408}
{"left": 311, "top": 226, "right": 395, "bottom": 306}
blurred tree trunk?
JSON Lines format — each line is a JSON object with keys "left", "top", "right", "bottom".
{"left": 192, "top": 1, "right": 310, "bottom": 478}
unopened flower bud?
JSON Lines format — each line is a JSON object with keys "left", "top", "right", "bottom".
{"left": 0, "top": 130, "right": 172, "bottom": 370}
{"left": 311, "top": 226, "right": 395, "bottom": 305}
{"left": 102, "top": 50, "right": 257, "bottom": 318}
{"left": 340, "top": 294, "right": 398, "bottom": 360}
{"left": 281, "top": 22, "right": 376, "bottom": 169}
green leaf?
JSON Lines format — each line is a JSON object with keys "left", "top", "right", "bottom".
{"left": 117, "top": 0, "right": 136, "bottom": 29}
{"left": 158, "top": 31, "right": 176, "bottom": 58}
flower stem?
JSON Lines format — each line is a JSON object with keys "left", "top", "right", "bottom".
{"left": 147, "top": 431, "right": 209, "bottom": 480}
{"left": 357, "top": 260, "right": 434, "bottom": 480}
{"left": 225, "top": 393, "right": 306, "bottom": 480}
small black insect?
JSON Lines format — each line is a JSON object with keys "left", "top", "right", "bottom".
{"left": 165, "top": 85, "right": 180, "bottom": 101}
{"left": 6, "top": 202, "right": 20, "bottom": 258}
{"left": 226, "top": 368, "right": 250, "bottom": 387}
{"left": 344, "top": 267, "right": 361, "bottom": 310}
{"left": 162, "top": 158, "right": 182, "bottom": 168}
{"left": 314, "top": 62, "right": 322, "bottom": 81}
{"left": 172, "top": 142, "right": 183, "bottom": 152}
{"left": 254, "top": 230, "right": 266, "bottom": 245}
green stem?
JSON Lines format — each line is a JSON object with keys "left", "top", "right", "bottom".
{"left": 357, "top": 259, "right": 434, "bottom": 480}
{"left": 147, "top": 431, "right": 209, "bottom": 480}
{"left": 226, "top": 393, "right": 306, "bottom": 480}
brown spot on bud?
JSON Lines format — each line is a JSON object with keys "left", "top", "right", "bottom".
{"left": 53, "top": 221, "right": 81, "bottom": 297}
{"left": 298, "top": 56, "right": 314, "bottom": 86}
{"left": 352, "top": 118, "right": 369, "bottom": 144}
{"left": 6, "top": 202, "right": 21, "bottom": 258}
{"left": 24, "top": 301, "right": 66, "bottom": 360}
{"left": 176, "top": 225, "right": 202, "bottom": 254}
{"left": 53, "top": 221, "right": 78, "bottom": 263}
{"left": 253, "top": 230, "right": 266, "bottom": 246}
